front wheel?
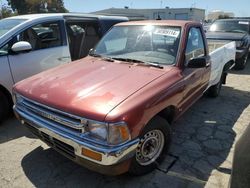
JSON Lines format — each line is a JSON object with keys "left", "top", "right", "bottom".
{"left": 128, "top": 116, "right": 171, "bottom": 175}
{"left": 0, "top": 91, "right": 10, "bottom": 122}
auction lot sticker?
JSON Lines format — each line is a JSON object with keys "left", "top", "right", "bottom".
{"left": 154, "top": 28, "right": 180, "bottom": 38}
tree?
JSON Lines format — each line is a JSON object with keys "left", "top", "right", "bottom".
{"left": 218, "top": 14, "right": 230, "bottom": 19}
{"left": 7, "top": 0, "right": 68, "bottom": 15}
{"left": 7, "top": 0, "right": 27, "bottom": 15}
{"left": 47, "top": 0, "right": 68, "bottom": 13}
{"left": 0, "top": 4, "right": 16, "bottom": 18}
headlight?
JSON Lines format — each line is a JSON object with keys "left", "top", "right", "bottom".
{"left": 87, "top": 121, "right": 131, "bottom": 145}
{"left": 87, "top": 121, "right": 108, "bottom": 140}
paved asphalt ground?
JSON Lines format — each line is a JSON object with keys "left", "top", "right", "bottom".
{"left": 0, "top": 59, "right": 250, "bottom": 188}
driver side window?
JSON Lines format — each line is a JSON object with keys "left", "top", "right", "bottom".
{"left": 104, "top": 27, "right": 128, "bottom": 53}
{"left": 185, "top": 27, "right": 205, "bottom": 62}
{"left": 18, "top": 21, "right": 62, "bottom": 51}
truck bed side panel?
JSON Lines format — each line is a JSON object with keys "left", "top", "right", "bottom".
{"left": 207, "top": 41, "right": 236, "bottom": 89}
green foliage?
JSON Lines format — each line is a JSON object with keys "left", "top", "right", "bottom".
{"left": 6, "top": 0, "right": 68, "bottom": 15}
{"left": 0, "top": 4, "right": 17, "bottom": 18}
{"left": 218, "top": 15, "right": 230, "bottom": 19}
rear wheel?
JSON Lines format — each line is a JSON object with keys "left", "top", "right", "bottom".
{"left": 0, "top": 91, "right": 10, "bottom": 122}
{"left": 234, "top": 51, "right": 249, "bottom": 70}
{"left": 207, "top": 76, "right": 223, "bottom": 98}
{"left": 128, "top": 116, "right": 171, "bottom": 175}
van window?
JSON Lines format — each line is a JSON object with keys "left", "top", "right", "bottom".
{"left": 0, "top": 19, "right": 27, "bottom": 37}
{"left": 18, "top": 21, "right": 62, "bottom": 51}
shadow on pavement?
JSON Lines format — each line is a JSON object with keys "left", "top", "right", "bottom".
{"left": 20, "top": 84, "right": 250, "bottom": 187}
{"left": 229, "top": 58, "right": 250, "bottom": 75}
{"left": 165, "top": 84, "right": 250, "bottom": 183}
{"left": 21, "top": 146, "right": 166, "bottom": 187}
{"left": 0, "top": 117, "right": 35, "bottom": 144}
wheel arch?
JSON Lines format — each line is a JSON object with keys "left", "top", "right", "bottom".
{"left": 221, "top": 60, "right": 234, "bottom": 84}
{"left": 0, "top": 84, "right": 13, "bottom": 106}
{"left": 156, "top": 105, "right": 177, "bottom": 125}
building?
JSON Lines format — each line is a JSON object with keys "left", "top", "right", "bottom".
{"left": 92, "top": 7, "right": 205, "bottom": 21}
{"left": 206, "top": 10, "right": 235, "bottom": 21}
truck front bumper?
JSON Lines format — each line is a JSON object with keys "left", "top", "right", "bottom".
{"left": 14, "top": 106, "right": 139, "bottom": 175}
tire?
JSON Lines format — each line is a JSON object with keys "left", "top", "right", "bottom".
{"left": 234, "top": 51, "right": 249, "bottom": 70}
{"left": 128, "top": 116, "right": 171, "bottom": 176}
{"left": 207, "top": 76, "right": 222, "bottom": 98}
{"left": 0, "top": 91, "right": 10, "bottom": 122}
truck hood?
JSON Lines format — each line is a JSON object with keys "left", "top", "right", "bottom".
{"left": 14, "top": 56, "right": 171, "bottom": 121}
{"left": 206, "top": 31, "right": 247, "bottom": 41}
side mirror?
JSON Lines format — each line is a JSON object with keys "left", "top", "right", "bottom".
{"left": 187, "top": 57, "right": 207, "bottom": 68}
{"left": 11, "top": 41, "right": 32, "bottom": 53}
{"left": 89, "top": 48, "right": 94, "bottom": 55}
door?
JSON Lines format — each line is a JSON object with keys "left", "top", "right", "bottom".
{"left": 0, "top": 43, "right": 14, "bottom": 93}
{"left": 8, "top": 20, "right": 71, "bottom": 83}
{"left": 65, "top": 20, "right": 100, "bottom": 60}
{"left": 180, "top": 27, "right": 208, "bottom": 110}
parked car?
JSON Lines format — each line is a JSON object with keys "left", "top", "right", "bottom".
{"left": 206, "top": 19, "right": 250, "bottom": 70}
{"left": 13, "top": 20, "right": 235, "bottom": 175}
{"left": 230, "top": 125, "right": 250, "bottom": 188}
{"left": 0, "top": 13, "right": 128, "bottom": 121}
{"left": 203, "top": 23, "right": 212, "bottom": 33}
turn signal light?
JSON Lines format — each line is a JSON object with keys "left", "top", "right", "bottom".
{"left": 81, "top": 148, "right": 102, "bottom": 161}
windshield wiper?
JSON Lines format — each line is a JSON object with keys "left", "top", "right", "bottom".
{"left": 89, "top": 53, "right": 114, "bottom": 62}
{"left": 89, "top": 53, "right": 102, "bottom": 57}
{"left": 112, "top": 57, "right": 164, "bottom": 69}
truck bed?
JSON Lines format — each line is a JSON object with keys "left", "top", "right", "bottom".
{"left": 208, "top": 40, "right": 231, "bottom": 52}
{"left": 207, "top": 40, "right": 236, "bottom": 89}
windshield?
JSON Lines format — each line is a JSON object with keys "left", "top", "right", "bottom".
{"left": 0, "top": 19, "right": 27, "bottom": 37}
{"left": 209, "top": 20, "right": 250, "bottom": 33}
{"left": 93, "top": 25, "right": 181, "bottom": 65}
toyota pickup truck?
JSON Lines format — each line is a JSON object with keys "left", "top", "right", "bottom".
{"left": 13, "top": 20, "right": 236, "bottom": 176}
{"left": 0, "top": 13, "right": 128, "bottom": 121}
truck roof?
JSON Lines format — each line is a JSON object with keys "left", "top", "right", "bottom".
{"left": 5, "top": 13, "right": 128, "bottom": 21}
{"left": 115, "top": 20, "right": 200, "bottom": 27}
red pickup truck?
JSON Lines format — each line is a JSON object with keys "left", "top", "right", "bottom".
{"left": 13, "top": 20, "right": 235, "bottom": 175}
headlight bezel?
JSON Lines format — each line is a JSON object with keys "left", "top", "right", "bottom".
{"left": 12, "top": 93, "right": 24, "bottom": 105}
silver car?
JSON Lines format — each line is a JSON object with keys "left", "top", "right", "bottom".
{"left": 0, "top": 13, "right": 128, "bottom": 121}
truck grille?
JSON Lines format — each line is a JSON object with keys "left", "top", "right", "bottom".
{"left": 26, "top": 123, "right": 76, "bottom": 159}
{"left": 16, "top": 95, "right": 87, "bottom": 136}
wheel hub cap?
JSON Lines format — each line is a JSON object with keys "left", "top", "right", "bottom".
{"left": 136, "top": 130, "right": 165, "bottom": 166}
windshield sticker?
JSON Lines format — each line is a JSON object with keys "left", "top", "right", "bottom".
{"left": 239, "top": 21, "right": 249, "bottom": 25}
{"left": 154, "top": 29, "right": 180, "bottom": 37}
